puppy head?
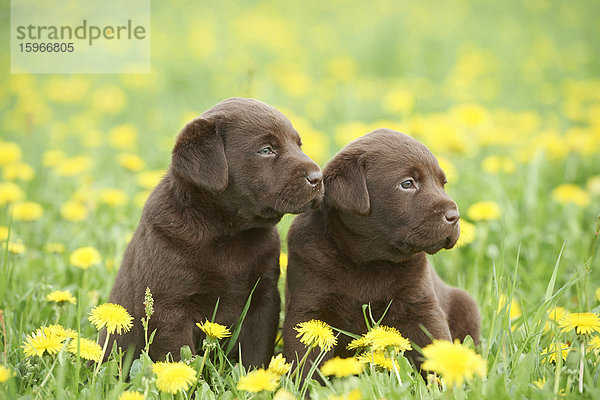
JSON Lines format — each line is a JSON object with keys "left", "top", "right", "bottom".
{"left": 172, "top": 98, "right": 323, "bottom": 220}
{"left": 324, "top": 129, "right": 460, "bottom": 256}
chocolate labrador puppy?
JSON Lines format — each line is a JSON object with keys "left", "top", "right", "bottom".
{"left": 283, "top": 129, "right": 480, "bottom": 368}
{"left": 103, "top": 98, "right": 323, "bottom": 367}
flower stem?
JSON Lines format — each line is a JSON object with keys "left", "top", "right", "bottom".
{"left": 578, "top": 340, "right": 585, "bottom": 393}
{"left": 198, "top": 348, "right": 210, "bottom": 377}
{"left": 40, "top": 354, "right": 60, "bottom": 387}
{"left": 391, "top": 355, "right": 402, "bottom": 386}
{"left": 292, "top": 347, "right": 313, "bottom": 386}
{"left": 93, "top": 331, "right": 110, "bottom": 383}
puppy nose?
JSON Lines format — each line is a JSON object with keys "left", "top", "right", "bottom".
{"left": 444, "top": 209, "right": 460, "bottom": 224}
{"left": 306, "top": 171, "right": 323, "bottom": 186}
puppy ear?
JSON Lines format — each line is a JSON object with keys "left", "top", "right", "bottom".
{"left": 324, "top": 153, "right": 370, "bottom": 215}
{"left": 171, "top": 118, "right": 228, "bottom": 193}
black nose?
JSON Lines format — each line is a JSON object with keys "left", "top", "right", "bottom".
{"left": 306, "top": 171, "right": 323, "bottom": 186}
{"left": 444, "top": 209, "right": 460, "bottom": 224}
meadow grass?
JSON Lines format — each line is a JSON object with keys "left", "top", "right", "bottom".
{"left": 1, "top": 0, "right": 600, "bottom": 398}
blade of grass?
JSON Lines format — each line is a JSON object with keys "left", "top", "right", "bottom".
{"left": 224, "top": 279, "right": 259, "bottom": 356}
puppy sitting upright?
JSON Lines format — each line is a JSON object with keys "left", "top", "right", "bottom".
{"left": 103, "top": 98, "right": 323, "bottom": 367}
{"left": 283, "top": 129, "right": 480, "bottom": 368}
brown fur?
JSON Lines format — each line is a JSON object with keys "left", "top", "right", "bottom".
{"left": 283, "top": 129, "right": 480, "bottom": 369}
{"left": 102, "top": 98, "right": 323, "bottom": 367}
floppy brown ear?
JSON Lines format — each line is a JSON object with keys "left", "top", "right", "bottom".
{"left": 323, "top": 152, "right": 370, "bottom": 215}
{"left": 171, "top": 118, "right": 228, "bottom": 193}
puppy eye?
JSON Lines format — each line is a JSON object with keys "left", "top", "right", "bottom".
{"left": 399, "top": 179, "right": 415, "bottom": 190}
{"left": 257, "top": 146, "right": 274, "bottom": 155}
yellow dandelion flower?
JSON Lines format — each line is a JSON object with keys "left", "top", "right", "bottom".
{"left": 273, "top": 388, "right": 296, "bottom": 400}
{"left": 0, "top": 226, "right": 8, "bottom": 241}
{"left": 60, "top": 200, "right": 88, "bottom": 222}
{"left": 294, "top": 319, "right": 337, "bottom": 351}
{"left": 456, "top": 220, "right": 476, "bottom": 247}
{"left": 42, "top": 149, "right": 66, "bottom": 167}
{"left": 320, "top": 356, "right": 364, "bottom": 378}
{"left": 70, "top": 246, "right": 101, "bottom": 269}
{"left": 279, "top": 252, "right": 288, "bottom": 274}
{"left": 196, "top": 320, "right": 231, "bottom": 340}
{"left": 551, "top": 184, "right": 590, "bottom": 207}
{"left": 451, "top": 104, "right": 490, "bottom": 127}
{"left": 0, "top": 182, "right": 24, "bottom": 205}
{"left": 364, "top": 325, "right": 412, "bottom": 352}
{"left": 45, "top": 242, "right": 66, "bottom": 253}
{"left": 237, "top": 369, "right": 279, "bottom": 393}
{"left": 43, "top": 324, "right": 78, "bottom": 341}
{"left": 47, "top": 290, "right": 76, "bottom": 304}
{"left": 558, "top": 312, "right": 600, "bottom": 335}
{"left": 152, "top": 361, "right": 197, "bottom": 394}
{"left": 498, "top": 295, "right": 522, "bottom": 320}
{"left": 267, "top": 354, "right": 292, "bottom": 376}
{"left": 8, "top": 241, "right": 26, "bottom": 254}
{"left": 421, "top": 340, "right": 487, "bottom": 387}
{"left": 588, "top": 336, "right": 600, "bottom": 353}
{"left": 12, "top": 201, "right": 44, "bottom": 221}
{"left": 466, "top": 201, "right": 501, "bottom": 221}
{"left": 118, "top": 391, "right": 145, "bottom": 400}
{"left": 347, "top": 335, "right": 371, "bottom": 352}
{"left": 67, "top": 337, "right": 102, "bottom": 362}
{"left": 55, "top": 156, "right": 93, "bottom": 177}
{"left": 421, "top": 117, "right": 469, "bottom": 155}
{"left": 548, "top": 306, "right": 568, "bottom": 322}
{"left": 537, "top": 131, "right": 568, "bottom": 160}
{"left": 544, "top": 306, "right": 569, "bottom": 332}
{"left": 109, "top": 124, "right": 138, "bottom": 150}
{"left": 137, "top": 170, "right": 165, "bottom": 189}
{"left": 348, "top": 326, "right": 411, "bottom": 353}
{"left": 481, "top": 156, "right": 515, "bottom": 175}
{"left": 357, "top": 351, "right": 397, "bottom": 371}
{"left": 541, "top": 342, "right": 570, "bottom": 364}
{"left": 533, "top": 377, "right": 546, "bottom": 390}
{"left": 118, "top": 153, "right": 146, "bottom": 172}
{"left": 0, "top": 142, "right": 22, "bottom": 166}
{"left": 3, "top": 162, "right": 35, "bottom": 181}
{"left": 89, "top": 303, "right": 133, "bottom": 335}
{"left": 22, "top": 328, "right": 65, "bottom": 357}
{"left": 99, "top": 188, "right": 128, "bottom": 207}
{"left": 0, "top": 365, "right": 15, "bottom": 383}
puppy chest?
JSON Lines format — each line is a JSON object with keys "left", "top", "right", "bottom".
{"left": 327, "top": 267, "right": 431, "bottom": 318}
{"left": 180, "top": 268, "right": 275, "bottom": 321}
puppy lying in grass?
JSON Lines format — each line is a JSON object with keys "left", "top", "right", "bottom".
{"left": 283, "top": 129, "right": 480, "bottom": 368}
{"left": 102, "top": 98, "right": 323, "bottom": 367}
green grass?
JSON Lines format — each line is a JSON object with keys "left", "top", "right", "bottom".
{"left": 1, "top": 0, "right": 600, "bottom": 398}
